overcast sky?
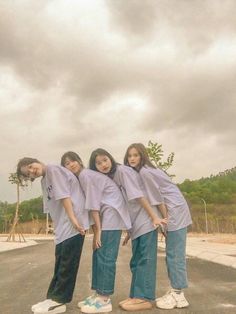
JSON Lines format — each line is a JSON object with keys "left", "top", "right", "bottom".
{"left": 0, "top": 0, "right": 235, "bottom": 203}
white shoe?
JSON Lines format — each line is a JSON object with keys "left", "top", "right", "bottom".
{"left": 81, "top": 297, "right": 112, "bottom": 313}
{"left": 31, "top": 299, "right": 52, "bottom": 312}
{"left": 78, "top": 292, "right": 97, "bottom": 308}
{"left": 156, "top": 289, "right": 189, "bottom": 309}
{"left": 33, "top": 299, "right": 66, "bottom": 314}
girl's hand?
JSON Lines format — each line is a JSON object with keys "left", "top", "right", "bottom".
{"left": 93, "top": 231, "right": 102, "bottom": 250}
{"left": 122, "top": 233, "right": 130, "bottom": 246}
{"left": 74, "top": 222, "right": 86, "bottom": 235}
{"left": 159, "top": 223, "right": 168, "bottom": 238}
{"left": 152, "top": 217, "right": 167, "bottom": 228}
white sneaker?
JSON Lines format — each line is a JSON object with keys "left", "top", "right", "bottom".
{"left": 78, "top": 292, "right": 97, "bottom": 308}
{"left": 31, "top": 299, "right": 52, "bottom": 312}
{"left": 81, "top": 297, "right": 112, "bottom": 313}
{"left": 156, "top": 289, "right": 189, "bottom": 309}
{"left": 33, "top": 299, "right": 66, "bottom": 314}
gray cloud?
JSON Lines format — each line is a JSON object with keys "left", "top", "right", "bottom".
{"left": 0, "top": 0, "right": 235, "bottom": 202}
{"left": 106, "top": 0, "right": 236, "bottom": 52}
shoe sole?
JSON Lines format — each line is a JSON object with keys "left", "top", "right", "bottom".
{"left": 121, "top": 302, "right": 152, "bottom": 311}
{"left": 81, "top": 307, "right": 112, "bottom": 313}
{"left": 78, "top": 302, "right": 85, "bottom": 308}
{"left": 156, "top": 304, "right": 189, "bottom": 309}
{"left": 34, "top": 305, "right": 66, "bottom": 314}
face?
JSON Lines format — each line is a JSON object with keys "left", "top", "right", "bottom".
{"left": 20, "top": 162, "right": 45, "bottom": 179}
{"left": 127, "top": 147, "right": 141, "bottom": 169}
{"left": 95, "top": 155, "right": 112, "bottom": 174}
{"left": 63, "top": 158, "right": 82, "bottom": 175}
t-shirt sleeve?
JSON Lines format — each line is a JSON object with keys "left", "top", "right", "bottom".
{"left": 82, "top": 176, "right": 103, "bottom": 211}
{"left": 119, "top": 167, "right": 144, "bottom": 201}
{"left": 47, "top": 166, "right": 71, "bottom": 201}
{"left": 140, "top": 168, "right": 164, "bottom": 205}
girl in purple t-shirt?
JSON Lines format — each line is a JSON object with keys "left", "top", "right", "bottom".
{"left": 16, "top": 157, "right": 88, "bottom": 314}
{"left": 89, "top": 148, "right": 167, "bottom": 312}
{"left": 61, "top": 151, "right": 131, "bottom": 314}
{"left": 124, "top": 143, "right": 192, "bottom": 310}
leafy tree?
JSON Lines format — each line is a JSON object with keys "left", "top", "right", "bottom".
{"left": 146, "top": 140, "right": 175, "bottom": 176}
{"left": 7, "top": 173, "right": 28, "bottom": 242}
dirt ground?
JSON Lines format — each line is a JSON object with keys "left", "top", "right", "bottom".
{"left": 188, "top": 232, "right": 236, "bottom": 244}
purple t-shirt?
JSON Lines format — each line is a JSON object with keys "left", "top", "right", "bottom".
{"left": 139, "top": 166, "right": 192, "bottom": 231}
{"left": 41, "top": 165, "right": 89, "bottom": 244}
{"left": 78, "top": 169, "right": 131, "bottom": 231}
{"left": 113, "top": 165, "right": 160, "bottom": 240}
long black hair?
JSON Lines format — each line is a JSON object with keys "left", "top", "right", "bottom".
{"left": 124, "top": 143, "right": 155, "bottom": 171}
{"left": 61, "top": 151, "right": 84, "bottom": 168}
{"left": 89, "top": 148, "right": 117, "bottom": 178}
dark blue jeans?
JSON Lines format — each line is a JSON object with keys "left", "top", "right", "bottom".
{"left": 92, "top": 230, "right": 122, "bottom": 295}
{"left": 47, "top": 234, "right": 84, "bottom": 303}
{"left": 166, "top": 227, "right": 188, "bottom": 289}
{"left": 130, "top": 230, "right": 157, "bottom": 301}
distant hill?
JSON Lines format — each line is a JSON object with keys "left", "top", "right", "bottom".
{"left": 179, "top": 167, "right": 236, "bottom": 204}
{"left": 178, "top": 167, "right": 236, "bottom": 233}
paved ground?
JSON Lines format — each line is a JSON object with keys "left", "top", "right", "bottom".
{"left": 0, "top": 234, "right": 236, "bottom": 314}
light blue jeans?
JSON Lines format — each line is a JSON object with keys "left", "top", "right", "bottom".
{"left": 92, "top": 230, "right": 122, "bottom": 295}
{"left": 129, "top": 230, "right": 157, "bottom": 301}
{"left": 166, "top": 227, "right": 188, "bottom": 289}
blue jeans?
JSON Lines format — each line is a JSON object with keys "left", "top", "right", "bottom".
{"left": 130, "top": 230, "right": 157, "bottom": 301}
{"left": 166, "top": 227, "right": 188, "bottom": 289}
{"left": 92, "top": 230, "right": 122, "bottom": 295}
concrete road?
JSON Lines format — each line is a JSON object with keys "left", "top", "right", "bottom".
{"left": 0, "top": 238, "right": 236, "bottom": 314}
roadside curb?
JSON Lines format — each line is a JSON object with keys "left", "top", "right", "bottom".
{"left": 158, "top": 238, "right": 236, "bottom": 269}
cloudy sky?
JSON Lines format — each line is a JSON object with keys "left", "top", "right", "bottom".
{"left": 0, "top": 0, "right": 235, "bottom": 203}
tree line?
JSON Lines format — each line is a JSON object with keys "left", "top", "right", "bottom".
{"left": 1, "top": 141, "right": 235, "bottom": 233}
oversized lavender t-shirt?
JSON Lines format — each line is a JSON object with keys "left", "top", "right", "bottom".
{"left": 41, "top": 165, "right": 89, "bottom": 244}
{"left": 139, "top": 166, "right": 192, "bottom": 231}
{"left": 78, "top": 169, "right": 131, "bottom": 231}
{"left": 113, "top": 165, "right": 160, "bottom": 240}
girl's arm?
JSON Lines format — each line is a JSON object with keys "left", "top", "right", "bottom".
{"left": 137, "top": 197, "right": 167, "bottom": 228}
{"left": 61, "top": 197, "right": 85, "bottom": 235}
{"left": 90, "top": 210, "right": 102, "bottom": 250}
{"left": 157, "top": 203, "right": 168, "bottom": 219}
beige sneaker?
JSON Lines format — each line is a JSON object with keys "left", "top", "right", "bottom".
{"left": 119, "top": 298, "right": 132, "bottom": 306}
{"left": 120, "top": 298, "right": 152, "bottom": 311}
{"left": 156, "top": 289, "right": 189, "bottom": 309}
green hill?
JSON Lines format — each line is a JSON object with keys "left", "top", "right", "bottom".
{"left": 178, "top": 167, "right": 236, "bottom": 233}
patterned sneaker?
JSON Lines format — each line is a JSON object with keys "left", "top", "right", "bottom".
{"left": 78, "top": 293, "right": 97, "bottom": 308}
{"left": 33, "top": 300, "right": 66, "bottom": 314}
{"left": 156, "top": 289, "right": 189, "bottom": 309}
{"left": 81, "top": 297, "right": 112, "bottom": 313}
{"left": 31, "top": 299, "right": 52, "bottom": 312}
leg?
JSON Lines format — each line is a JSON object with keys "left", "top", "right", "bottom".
{"left": 94, "top": 230, "right": 122, "bottom": 296}
{"left": 166, "top": 227, "right": 188, "bottom": 289}
{"left": 130, "top": 230, "right": 157, "bottom": 300}
{"left": 47, "top": 234, "right": 84, "bottom": 303}
{"left": 156, "top": 227, "right": 189, "bottom": 309}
